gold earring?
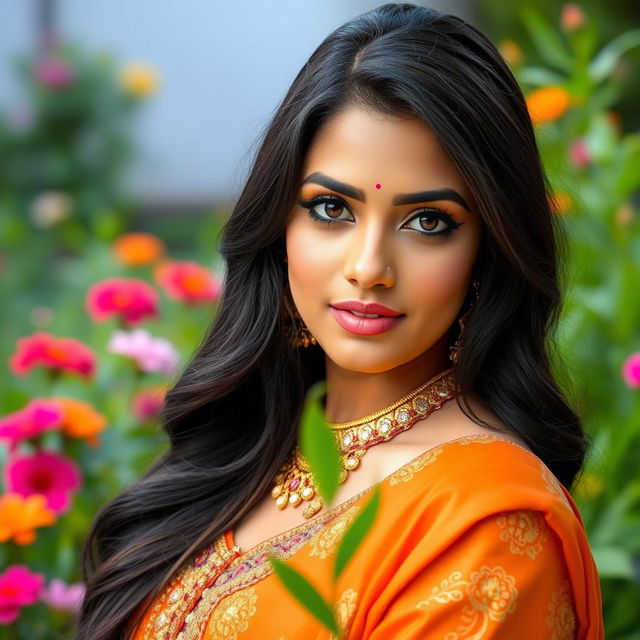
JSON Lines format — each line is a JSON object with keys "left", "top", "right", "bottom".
{"left": 448, "top": 279, "right": 479, "bottom": 364}
{"left": 282, "top": 286, "right": 317, "bottom": 348}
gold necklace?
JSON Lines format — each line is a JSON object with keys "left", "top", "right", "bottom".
{"left": 270, "top": 366, "right": 456, "bottom": 519}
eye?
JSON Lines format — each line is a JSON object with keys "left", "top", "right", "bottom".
{"left": 403, "top": 209, "right": 464, "bottom": 237}
{"left": 298, "top": 195, "right": 352, "bottom": 226}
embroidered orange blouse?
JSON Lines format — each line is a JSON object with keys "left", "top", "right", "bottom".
{"left": 129, "top": 434, "right": 605, "bottom": 639}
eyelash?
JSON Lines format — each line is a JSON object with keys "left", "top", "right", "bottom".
{"left": 298, "top": 195, "right": 464, "bottom": 237}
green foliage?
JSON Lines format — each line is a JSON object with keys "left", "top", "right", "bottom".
{"left": 267, "top": 553, "right": 341, "bottom": 636}
{"left": 266, "top": 381, "right": 381, "bottom": 638}
{"left": 0, "top": 40, "right": 156, "bottom": 253}
{"left": 499, "top": 6, "right": 640, "bottom": 637}
{"left": 299, "top": 380, "right": 341, "bottom": 505}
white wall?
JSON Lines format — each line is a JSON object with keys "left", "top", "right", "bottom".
{"left": 0, "top": 0, "right": 473, "bottom": 205}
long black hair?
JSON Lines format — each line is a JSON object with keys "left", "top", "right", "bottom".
{"left": 76, "top": 4, "right": 589, "bottom": 637}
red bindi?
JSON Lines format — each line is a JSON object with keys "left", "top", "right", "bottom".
{"left": 375, "top": 183, "right": 381, "bottom": 189}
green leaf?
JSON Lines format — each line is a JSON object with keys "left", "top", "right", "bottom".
{"left": 299, "top": 380, "right": 341, "bottom": 506}
{"left": 592, "top": 546, "right": 635, "bottom": 579}
{"left": 517, "top": 66, "right": 567, "bottom": 87}
{"left": 519, "top": 6, "right": 573, "bottom": 72}
{"left": 589, "top": 29, "right": 640, "bottom": 82}
{"left": 267, "top": 552, "right": 340, "bottom": 636}
{"left": 333, "top": 486, "right": 381, "bottom": 582}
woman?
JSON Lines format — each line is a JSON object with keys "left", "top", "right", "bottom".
{"left": 76, "top": 3, "right": 605, "bottom": 638}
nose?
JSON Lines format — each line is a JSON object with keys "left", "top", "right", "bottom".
{"left": 343, "top": 221, "right": 395, "bottom": 289}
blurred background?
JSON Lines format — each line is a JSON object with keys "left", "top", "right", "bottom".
{"left": 0, "top": 0, "right": 639, "bottom": 637}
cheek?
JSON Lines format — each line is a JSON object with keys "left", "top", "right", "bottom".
{"left": 286, "top": 218, "right": 339, "bottom": 290}
{"left": 407, "top": 245, "right": 475, "bottom": 312}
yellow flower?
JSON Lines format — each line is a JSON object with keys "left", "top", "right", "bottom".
{"left": 120, "top": 63, "right": 159, "bottom": 97}
{"left": 526, "top": 87, "right": 572, "bottom": 126}
{"left": 499, "top": 40, "right": 523, "bottom": 66}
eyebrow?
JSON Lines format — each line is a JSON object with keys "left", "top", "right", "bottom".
{"left": 300, "top": 171, "right": 471, "bottom": 212}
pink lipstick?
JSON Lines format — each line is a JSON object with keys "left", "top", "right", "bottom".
{"left": 329, "top": 300, "right": 405, "bottom": 336}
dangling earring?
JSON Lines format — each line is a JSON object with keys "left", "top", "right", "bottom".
{"left": 448, "top": 279, "right": 479, "bottom": 364}
{"left": 282, "top": 259, "right": 317, "bottom": 348}
{"left": 294, "top": 309, "right": 317, "bottom": 348}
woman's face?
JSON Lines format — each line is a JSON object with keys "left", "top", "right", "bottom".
{"left": 285, "top": 105, "right": 483, "bottom": 375}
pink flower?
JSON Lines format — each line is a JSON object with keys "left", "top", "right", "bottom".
{"left": 569, "top": 138, "right": 590, "bottom": 168}
{"left": 5, "top": 450, "right": 82, "bottom": 515}
{"left": 0, "top": 399, "right": 63, "bottom": 454}
{"left": 9, "top": 332, "right": 97, "bottom": 379}
{"left": 0, "top": 565, "right": 45, "bottom": 625}
{"left": 86, "top": 278, "right": 159, "bottom": 326}
{"left": 35, "top": 56, "right": 75, "bottom": 89}
{"left": 40, "top": 578, "right": 85, "bottom": 614}
{"left": 153, "top": 260, "right": 222, "bottom": 305}
{"left": 107, "top": 329, "right": 179, "bottom": 376}
{"left": 132, "top": 385, "right": 167, "bottom": 422}
{"left": 622, "top": 353, "right": 640, "bottom": 388}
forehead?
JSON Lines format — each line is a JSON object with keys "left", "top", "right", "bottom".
{"left": 301, "top": 106, "right": 467, "bottom": 193}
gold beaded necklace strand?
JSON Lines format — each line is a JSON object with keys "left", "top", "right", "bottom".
{"left": 271, "top": 366, "right": 457, "bottom": 519}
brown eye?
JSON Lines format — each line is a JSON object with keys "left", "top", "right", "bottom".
{"left": 324, "top": 201, "right": 344, "bottom": 218}
{"left": 418, "top": 215, "right": 440, "bottom": 232}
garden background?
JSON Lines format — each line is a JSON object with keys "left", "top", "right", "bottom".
{"left": 1, "top": 1, "right": 639, "bottom": 637}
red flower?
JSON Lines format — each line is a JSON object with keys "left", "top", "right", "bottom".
{"left": 86, "top": 277, "right": 159, "bottom": 326}
{"left": 154, "top": 260, "right": 222, "bottom": 305}
{"left": 9, "top": 332, "right": 96, "bottom": 380}
{"left": 0, "top": 399, "right": 63, "bottom": 454}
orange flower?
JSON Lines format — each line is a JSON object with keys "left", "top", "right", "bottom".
{"left": 0, "top": 493, "right": 56, "bottom": 545}
{"left": 9, "top": 332, "right": 97, "bottom": 380}
{"left": 50, "top": 397, "right": 108, "bottom": 447}
{"left": 113, "top": 232, "right": 166, "bottom": 266}
{"left": 548, "top": 190, "right": 574, "bottom": 215}
{"left": 154, "top": 260, "right": 222, "bottom": 305}
{"left": 499, "top": 40, "right": 522, "bottom": 66}
{"left": 526, "top": 87, "right": 572, "bottom": 125}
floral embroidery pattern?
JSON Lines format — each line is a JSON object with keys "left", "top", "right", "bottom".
{"left": 417, "top": 566, "right": 518, "bottom": 640}
{"left": 205, "top": 586, "right": 258, "bottom": 640}
{"left": 329, "top": 588, "right": 359, "bottom": 640}
{"left": 308, "top": 505, "right": 361, "bottom": 560}
{"left": 388, "top": 447, "right": 443, "bottom": 485}
{"left": 496, "top": 510, "right": 549, "bottom": 559}
{"left": 547, "top": 580, "right": 576, "bottom": 640}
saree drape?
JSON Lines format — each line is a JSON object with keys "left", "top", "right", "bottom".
{"left": 130, "top": 434, "right": 604, "bottom": 639}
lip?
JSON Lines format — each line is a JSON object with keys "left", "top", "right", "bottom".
{"left": 330, "top": 306, "right": 405, "bottom": 336}
{"left": 330, "top": 300, "right": 403, "bottom": 316}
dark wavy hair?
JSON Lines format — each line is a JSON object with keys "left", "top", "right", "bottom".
{"left": 76, "top": 3, "right": 589, "bottom": 637}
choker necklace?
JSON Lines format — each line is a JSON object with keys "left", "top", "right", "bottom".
{"left": 270, "top": 366, "right": 457, "bottom": 519}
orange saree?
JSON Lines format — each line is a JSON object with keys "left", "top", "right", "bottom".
{"left": 130, "top": 434, "right": 604, "bottom": 639}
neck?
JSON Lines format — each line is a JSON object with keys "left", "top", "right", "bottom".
{"left": 323, "top": 341, "right": 451, "bottom": 423}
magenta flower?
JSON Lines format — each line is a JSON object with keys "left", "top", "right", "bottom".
{"left": 35, "top": 56, "right": 75, "bottom": 89}
{"left": 5, "top": 450, "right": 82, "bottom": 515}
{"left": 40, "top": 578, "right": 85, "bottom": 614}
{"left": 0, "top": 399, "right": 63, "bottom": 454}
{"left": 132, "top": 386, "right": 167, "bottom": 422}
{"left": 107, "top": 328, "right": 179, "bottom": 376}
{"left": 622, "top": 353, "right": 640, "bottom": 388}
{"left": 86, "top": 277, "right": 159, "bottom": 327}
{"left": 0, "top": 565, "right": 45, "bottom": 625}
{"left": 569, "top": 138, "right": 590, "bottom": 168}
